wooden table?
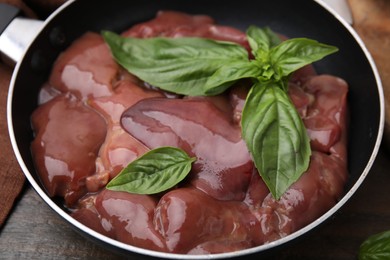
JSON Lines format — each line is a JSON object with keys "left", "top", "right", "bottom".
{"left": 1, "top": 146, "right": 390, "bottom": 259}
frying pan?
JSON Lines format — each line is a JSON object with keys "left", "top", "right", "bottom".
{"left": 3, "top": 0, "right": 384, "bottom": 259}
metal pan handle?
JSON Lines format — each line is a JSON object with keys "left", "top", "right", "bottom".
{"left": 318, "top": 0, "right": 353, "bottom": 25}
{"left": 0, "top": 3, "right": 20, "bottom": 34}
{"left": 0, "top": 3, "right": 43, "bottom": 65}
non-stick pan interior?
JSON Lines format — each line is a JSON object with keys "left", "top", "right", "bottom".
{"left": 8, "top": 0, "right": 383, "bottom": 258}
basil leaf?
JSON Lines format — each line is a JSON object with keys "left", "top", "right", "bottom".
{"left": 241, "top": 81, "right": 311, "bottom": 199}
{"left": 246, "top": 26, "right": 282, "bottom": 55}
{"left": 359, "top": 231, "right": 390, "bottom": 260}
{"left": 204, "top": 60, "right": 260, "bottom": 95}
{"left": 106, "top": 147, "right": 196, "bottom": 194}
{"left": 270, "top": 38, "right": 338, "bottom": 77}
{"left": 102, "top": 31, "right": 249, "bottom": 96}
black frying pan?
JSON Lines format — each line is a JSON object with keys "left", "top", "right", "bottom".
{"left": 4, "top": 0, "right": 384, "bottom": 259}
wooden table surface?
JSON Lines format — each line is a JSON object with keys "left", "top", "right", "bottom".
{"left": 1, "top": 145, "right": 389, "bottom": 259}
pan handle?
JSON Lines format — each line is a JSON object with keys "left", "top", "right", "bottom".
{"left": 0, "top": 3, "right": 20, "bottom": 34}
{"left": 318, "top": 0, "right": 353, "bottom": 25}
{"left": 0, "top": 3, "right": 43, "bottom": 65}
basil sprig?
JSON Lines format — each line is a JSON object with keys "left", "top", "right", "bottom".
{"left": 359, "top": 230, "right": 390, "bottom": 260}
{"left": 106, "top": 147, "right": 196, "bottom": 194}
{"left": 103, "top": 26, "right": 338, "bottom": 199}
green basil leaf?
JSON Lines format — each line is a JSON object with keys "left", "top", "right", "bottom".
{"left": 270, "top": 38, "right": 338, "bottom": 77}
{"left": 102, "top": 31, "right": 249, "bottom": 96}
{"left": 241, "top": 81, "right": 311, "bottom": 199}
{"left": 106, "top": 147, "right": 196, "bottom": 194}
{"left": 359, "top": 230, "right": 390, "bottom": 260}
{"left": 204, "top": 60, "right": 260, "bottom": 95}
{"left": 246, "top": 26, "right": 282, "bottom": 56}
